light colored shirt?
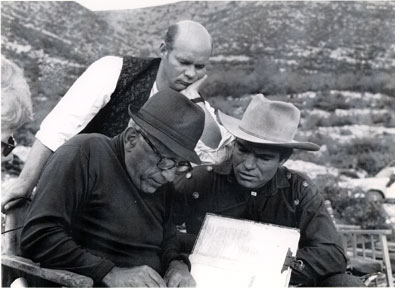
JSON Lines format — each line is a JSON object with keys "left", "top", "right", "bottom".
{"left": 36, "top": 56, "right": 234, "bottom": 165}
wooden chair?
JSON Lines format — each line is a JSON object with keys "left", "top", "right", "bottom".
{"left": 337, "top": 228, "right": 394, "bottom": 287}
{"left": 324, "top": 200, "right": 394, "bottom": 287}
{"left": 1, "top": 199, "right": 94, "bottom": 287}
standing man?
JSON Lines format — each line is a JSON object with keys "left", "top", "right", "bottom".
{"left": 174, "top": 95, "right": 364, "bottom": 287}
{"left": 20, "top": 90, "right": 203, "bottom": 287}
{"left": 2, "top": 20, "right": 233, "bottom": 212}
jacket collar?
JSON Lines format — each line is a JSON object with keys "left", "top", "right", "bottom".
{"left": 218, "top": 161, "right": 290, "bottom": 196}
{"left": 111, "top": 131, "right": 126, "bottom": 170}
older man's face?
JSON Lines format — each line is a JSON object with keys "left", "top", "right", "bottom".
{"left": 158, "top": 31, "right": 211, "bottom": 91}
{"left": 124, "top": 130, "right": 183, "bottom": 194}
{"left": 232, "top": 140, "right": 283, "bottom": 189}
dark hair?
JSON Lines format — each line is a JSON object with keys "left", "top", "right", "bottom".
{"left": 254, "top": 144, "right": 293, "bottom": 161}
{"left": 235, "top": 140, "right": 293, "bottom": 162}
{"left": 277, "top": 147, "right": 293, "bottom": 162}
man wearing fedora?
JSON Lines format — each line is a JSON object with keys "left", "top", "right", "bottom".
{"left": 174, "top": 94, "right": 364, "bottom": 287}
{"left": 20, "top": 90, "right": 203, "bottom": 287}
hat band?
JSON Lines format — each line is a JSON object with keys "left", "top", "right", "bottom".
{"left": 137, "top": 109, "right": 196, "bottom": 150}
{"left": 239, "top": 125, "right": 293, "bottom": 143}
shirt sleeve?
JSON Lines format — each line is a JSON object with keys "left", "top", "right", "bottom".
{"left": 194, "top": 102, "right": 235, "bottom": 165}
{"left": 20, "top": 144, "right": 115, "bottom": 284}
{"left": 290, "top": 179, "right": 347, "bottom": 286}
{"left": 35, "top": 56, "right": 123, "bottom": 151}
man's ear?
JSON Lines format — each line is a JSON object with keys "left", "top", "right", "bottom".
{"left": 159, "top": 42, "right": 168, "bottom": 57}
{"left": 124, "top": 127, "right": 138, "bottom": 151}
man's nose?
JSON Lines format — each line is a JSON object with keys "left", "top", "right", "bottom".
{"left": 243, "top": 154, "right": 257, "bottom": 169}
{"left": 184, "top": 65, "right": 196, "bottom": 79}
{"left": 161, "top": 169, "right": 176, "bottom": 182}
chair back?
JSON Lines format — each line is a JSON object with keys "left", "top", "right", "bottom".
{"left": 2, "top": 199, "right": 30, "bottom": 255}
{"left": 338, "top": 228, "right": 393, "bottom": 287}
{"left": 325, "top": 200, "right": 394, "bottom": 287}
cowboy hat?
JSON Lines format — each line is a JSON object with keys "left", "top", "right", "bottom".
{"left": 218, "top": 94, "right": 320, "bottom": 151}
{"left": 129, "top": 89, "right": 205, "bottom": 164}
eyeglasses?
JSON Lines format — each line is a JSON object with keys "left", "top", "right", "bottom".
{"left": 139, "top": 131, "right": 192, "bottom": 174}
{"left": 2, "top": 136, "right": 16, "bottom": 157}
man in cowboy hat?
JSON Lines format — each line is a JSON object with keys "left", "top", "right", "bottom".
{"left": 174, "top": 94, "right": 364, "bottom": 287}
{"left": 20, "top": 89, "right": 204, "bottom": 287}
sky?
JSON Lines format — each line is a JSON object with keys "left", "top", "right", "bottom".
{"left": 77, "top": 0, "right": 185, "bottom": 11}
{"left": 76, "top": 0, "right": 281, "bottom": 11}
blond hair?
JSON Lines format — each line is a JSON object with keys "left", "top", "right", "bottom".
{"left": 1, "top": 56, "right": 33, "bottom": 131}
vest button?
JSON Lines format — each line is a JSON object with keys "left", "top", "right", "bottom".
{"left": 192, "top": 192, "right": 200, "bottom": 199}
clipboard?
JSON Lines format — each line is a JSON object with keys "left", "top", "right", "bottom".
{"left": 189, "top": 214, "right": 300, "bottom": 287}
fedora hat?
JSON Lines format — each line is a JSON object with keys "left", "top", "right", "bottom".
{"left": 129, "top": 89, "right": 205, "bottom": 164}
{"left": 219, "top": 94, "right": 320, "bottom": 151}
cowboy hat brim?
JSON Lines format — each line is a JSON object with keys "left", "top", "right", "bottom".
{"left": 219, "top": 110, "right": 320, "bottom": 151}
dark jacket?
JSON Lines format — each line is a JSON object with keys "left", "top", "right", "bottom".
{"left": 21, "top": 133, "right": 188, "bottom": 285}
{"left": 174, "top": 165, "right": 347, "bottom": 286}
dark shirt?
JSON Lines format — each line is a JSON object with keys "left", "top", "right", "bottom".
{"left": 174, "top": 165, "right": 347, "bottom": 286}
{"left": 21, "top": 133, "right": 186, "bottom": 284}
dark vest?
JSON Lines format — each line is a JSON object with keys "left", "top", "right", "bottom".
{"left": 80, "top": 56, "right": 161, "bottom": 137}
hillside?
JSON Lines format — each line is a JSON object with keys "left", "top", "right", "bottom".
{"left": 2, "top": 1, "right": 395, "bottom": 107}
{"left": 101, "top": 1, "right": 395, "bottom": 71}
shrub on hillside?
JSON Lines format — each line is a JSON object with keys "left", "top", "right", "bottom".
{"left": 303, "top": 132, "right": 395, "bottom": 175}
{"left": 338, "top": 197, "right": 389, "bottom": 229}
{"left": 202, "top": 58, "right": 395, "bottom": 98}
{"left": 321, "top": 182, "right": 389, "bottom": 229}
{"left": 316, "top": 174, "right": 343, "bottom": 201}
{"left": 202, "top": 69, "right": 261, "bottom": 98}
{"left": 371, "top": 110, "right": 395, "bottom": 127}
{"left": 292, "top": 146, "right": 330, "bottom": 167}
{"left": 326, "top": 136, "right": 395, "bottom": 175}
{"left": 313, "top": 92, "right": 351, "bottom": 112}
